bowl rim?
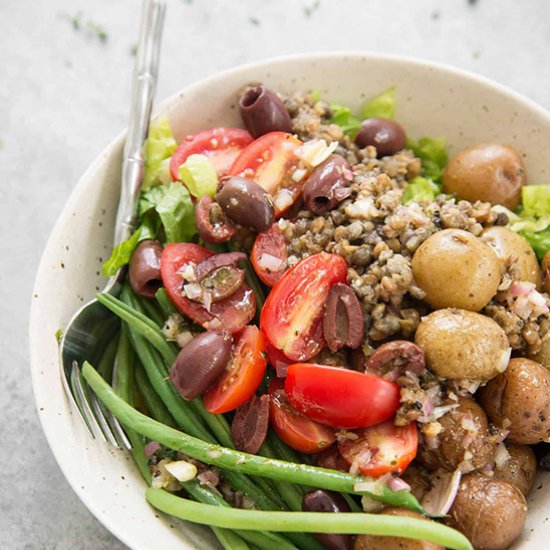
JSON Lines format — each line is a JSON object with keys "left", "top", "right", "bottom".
{"left": 29, "top": 50, "right": 550, "bottom": 549}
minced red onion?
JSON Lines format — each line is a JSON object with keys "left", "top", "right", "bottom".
{"left": 257, "top": 253, "right": 284, "bottom": 272}
{"left": 388, "top": 477, "right": 411, "bottom": 492}
{"left": 144, "top": 441, "right": 161, "bottom": 457}
{"left": 421, "top": 470, "right": 462, "bottom": 516}
{"left": 509, "top": 281, "right": 535, "bottom": 296}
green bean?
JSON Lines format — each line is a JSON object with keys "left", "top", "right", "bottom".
{"left": 183, "top": 480, "right": 298, "bottom": 550}
{"left": 96, "top": 332, "right": 119, "bottom": 381}
{"left": 135, "top": 364, "right": 178, "bottom": 429}
{"left": 146, "top": 489, "right": 473, "bottom": 550}
{"left": 212, "top": 527, "right": 251, "bottom": 550}
{"left": 155, "top": 287, "right": 178, "bottom": 317}
{"left": 139, "top": 296, "right": 165, "bottom": 328}
{"left": 84, "top": 362, "right": 368, "bottom": 493}
{"left": 112, "top": 325, "right": 151, "bottom": 483}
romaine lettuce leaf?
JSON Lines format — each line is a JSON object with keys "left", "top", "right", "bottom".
{"left": 407, "top": 137, "right": 448, "bottom": 183}
{"left": 518, "top": 229, "right": 550, "bottom": 261}
{"left": 329, "top": 103, "right": 362, "bottom": 138}
{"left": 403, "top": 177, "right": 441, "bottom": 204}
{"left": 140, "top": 182, "right": 196, "bottom": 243}
{"left": 521, "top": 185, "right": 550, "bottom": 218}
{"left": 102, "top": 227, "right": 142, "bottom": 277}
{"left": 178, "top": 154, "right": 218, "bottom": 198}
{"left": 142, "top": 117, "right": 177, "bottom": 189}
{"left": 361, "top": 86, "right": 396, "bottom": 120}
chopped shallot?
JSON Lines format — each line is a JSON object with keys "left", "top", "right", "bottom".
{"left": 421, "top": 470, "right": 462, "bottom": 516}
{"left": 388, "top": 477, "right": 411, "bottom": 492}
{"left": 257, "top": 253, "right": 285, "bottom": 273}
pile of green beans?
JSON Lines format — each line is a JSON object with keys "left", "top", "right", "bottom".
{"left": 89, "top": 287, "right": 472, "bottom": 550}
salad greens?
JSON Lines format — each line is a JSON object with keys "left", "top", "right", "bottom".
{"left": 361, "top": 86, "right": 397, "bottom": 121}
{"left": 329, "top": 104, "right": 362, "bottom": 139}
{"left": 407, "top": 136, "right": 448, "bottom": 183}
{"left": 178, "top": 154, "right": 218, "bottom": 198}
{"left": 102, "top": 227, "right": 142, "bottom": 277}
{"left": 142, "top": 117, "right": 177, "bottom": 189}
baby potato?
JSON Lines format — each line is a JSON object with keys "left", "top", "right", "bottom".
{"left": 478, "top": 357, "right": 550, "bottom": 444}
{"left": 353, "top": 508, "right": 443, "bottom": 550}
{"left": 417, "top": 397, "right": 496, "bottom": 473}
{"left": 446, "top": 473, "right": 527, "bottom": 550}
{"left": 412, "top": 229, "right": 501, "bottom": 311}
{"left": 415, "top": 309, "right": 510, "bottom": 381}
{"left": 442, "top": 143, "right": 526, "bottom": 209}
{"left": 481, "top": 226, "right": 541, "bottom": 288}
{"left": 493, "top": 443, "right": 537, "bottom": 496}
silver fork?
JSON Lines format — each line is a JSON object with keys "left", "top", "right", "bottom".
{"left": 59, "top": 0, "right": 166, "bottom": 448}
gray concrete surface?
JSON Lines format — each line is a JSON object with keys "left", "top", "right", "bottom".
{"left": 2, "top": 0, "right": 550, "bottom": 547}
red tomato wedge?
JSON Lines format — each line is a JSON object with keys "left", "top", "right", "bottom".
{"left": 228, "top": 131, "right": 304, "bottom": 216}
{"left": 251, "top": 224, "right": 288, "bottom": 287}
{"left": 203, "top": 326, "right": 267, "bottom": 414}
{"left": 266, "top": 342, "right": 293, "bottom": 378}
{"left": 170, "top": 128, "right": 253, "bottom": 180}
{"left": 284, "top": 364, "right": 400, "bottom": 429}
{"left": 160, "top": 243, "right": 255, "bottom": 333}
{"left": 260, "top": 252, "right": 348, "bottom": 361}
{"left": 338, "top": 420, "right": 418, "bottom": 477}
{"left": 268, "top": 378, "right": 336, "bottom": 454}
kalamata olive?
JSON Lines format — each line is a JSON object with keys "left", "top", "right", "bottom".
{"left": 354, "top": 118, "right": 407, "bottom": 157}
{"left": 194, "top": 252, "right": 246, "bottom": 302}
{"left": 231, "top": 395, "right": 270, "bottom": 454}
{"left": 415, "top": 309, "right": 510, "bottom": 381}
{"left": 323, "top": 283, "right": 364, "bottom": 352}
{"left": 302, "top": 490, "right": 353, "bottom": 550}
{"left": 128, "top": 240, "right": 163, "bottom": 299}
{"left": 442, "top": 143, "right": 526, "bottom": 209}
{"left": 446, "top": 473, "right": 527, "bottom": 550}
{"left": 216, "top": 176, "right": 275, "bottom": 232}
{"left": 478, "top": 357, "right": 550, "bottom": 444}
{"left": 313, "top": 447, "right": 350, "bottom": 473}
{"left": 542, "top": 249, "right": 550, "bottom": 293}
{"left": 170, "top": 331, "right": 232, "bottom": 400}
{"left": 411, "top": 229, "right": 501, "bottom": 311}
{"left": 481, "top": 226, "right": 541, "bottom": 288}
{"left": 239, "top": 85, "right": 292, "bottom": 138}
{"left": 195, "top": 195, "right": 236, "bottom": 244}
{"left": 365, "top": 340, "right": 425, "bottom": 381}
{"left": 303, "top": 154, "right": 353, "bottom": 214}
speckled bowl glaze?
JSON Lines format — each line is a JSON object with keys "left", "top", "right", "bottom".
{"left": 30, "top": 53, "right": 550, "bottom": 549}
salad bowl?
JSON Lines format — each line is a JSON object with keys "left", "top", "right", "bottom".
{"left": 30, "top": 52, "right": 550, "bottom": 549}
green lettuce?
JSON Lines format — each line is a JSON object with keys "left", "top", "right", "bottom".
{"left": 102, "top": 227, "right": 142, "bottom": 277}
{"left": 407, "top": 136, "right": 448, "bottom": 183}
{"left": 140, "top": 182, "right": 196, "bottom": 243}
{"left": 361, "top": 86, "right": 396, "bottom": 120}
{"left": 518, "top": 229, "right": 550, "bottom": 260}
{"left": 178, "top": 154, "right": 218, "bottom": 198}
{"left": 142, "top": 117, "right": 177, "bottom": 189}
{"left": 403, "top": 177, "right": 441, "bottom": 204}
{"left": 521, "top": 185, "right": 550, "bottom": 218}
{"left": 329, "top": 103, "right": 362, "bottom": 138}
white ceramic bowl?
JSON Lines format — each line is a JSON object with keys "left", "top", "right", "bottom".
{"left": 30, "top": 52, "right": 550, "bottom": 549}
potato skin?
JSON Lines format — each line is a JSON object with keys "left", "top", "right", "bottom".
{"left": 417, "top": 397, "right": 496, "bottom": 473}
{"left": 446, "top": 473, "right": 527, "bottom": 550}
{"left": 412, "top": 229, "right": 501, "bottom": 311}
{"left": 442, "top": 143, "right": 526, "bottom": 209}
{"left": 415, "top": 309, "right": 509, "bottom": 380}
{"left": 353, "top": 508, "right": 443, "bottom": 550}
{"left": 478, "top": 357, "right": 550, "bottom": 444}
{"left": 481, "top": 226, "right": 541, "bottom": 288}
{"left": 493, "top": 443, "right": 537, "bottom": 496}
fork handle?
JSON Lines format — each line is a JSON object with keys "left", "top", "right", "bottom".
{"left": 112, "top": 0, "right": 166, "bottom": 263}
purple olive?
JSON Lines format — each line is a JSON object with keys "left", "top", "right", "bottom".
{"left": 170, "top": 331, "right": 232, "bottom": 400}
{"left": 216, "top": 176, "right": 274, "bottom": 232}
{"left": 303, "top": 154, "right": 353, "bottom": 214}
{"left": 323, "top": 283, "right": 364, "bottom": 352}
{"left": 354, "top": 117, "right": 407, "bottom": 157}
{"left": 231, "top": 395, "right": 270, "bottom": 454}
{"left": 239, "top": 85, "right": 292, "bottom": 138}
{"left": 302, "top": 490, "right": 353, "bottom": 550}
{"left": 193, "top": 252, "right": 246, "bottom": 303}
{"left": 128, "top": 240, "right": 163, "bottom": 299}
{"left": 195, "top": 195, "right": 236, "bottom": 244}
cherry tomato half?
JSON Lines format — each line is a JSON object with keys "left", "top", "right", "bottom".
{"left": 170, "top": 127, "right": 253, "bottom": 180}
{"left": 268, "top": 378, "right": 336, "bottom": 454}
{"left": 284, "top": 364, "right": 400, "bottom": 429}
{"left": 266, "top": 342, "right": 293, "bottom": 378}
{"left": 260, "top": 252, "right": 348, "bottom": 361}
{"left": 203, "top": 326, "right": 267, "bottom": 414}
{"left": 251, "top": 223, "right": 288, "bottom": 287}
{"left": 160, "top": 243, "right": 255, "bottom": 333}
{"left": 229, "top": 131, "right": 303, "bottom": 216}
{"left": 338, "top": 420, "right": 418, "bottom": 477}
